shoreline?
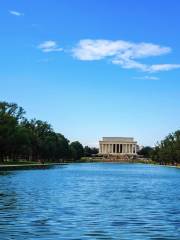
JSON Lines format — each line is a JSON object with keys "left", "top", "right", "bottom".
{"left": 76, "top": 158, "right": 180, "bottom": 168}
{"left": 0, "top": 160, "right": 179, "bottom": 171}
{"left": 0, "top": 162, "right": 67, "bottom": 171}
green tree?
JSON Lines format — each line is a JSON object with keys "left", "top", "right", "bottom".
{"left": 0, "top": 102, "right": 25, "bottom": 162}
{"left": 152, "top": 130, "right": 180, "bottom": 164}
{"left": 138, "top": 146, "right": 153, "bottom": 158}
{"left": 84, "top": 146, "right": 98, "bottom": 156}
{"left": 70, "top": 141, "right": 84, "bottom": 160}
{"left": 84, "top": 146, "right": 92, "bottom": 157}
{"left": 0, "top": 101, "right": 98, "bottom": 163}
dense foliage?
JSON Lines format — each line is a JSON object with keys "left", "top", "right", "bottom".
{"left": 152, "top": 130, "right": 180, "bottom": 165}
{"left": 138, "top": 131, "right": 180, "bottom": 165}
{"left": 69, "top": 141, "right": 84, "bottom": 160}
{"left": 84, "top": 146, "right": 98, "bottom": 157}
{"left": 138, "top": 146, "right": 153, "bottom": 158}
{"left": 0, "top": 101, "right": 97, "bottom": 163}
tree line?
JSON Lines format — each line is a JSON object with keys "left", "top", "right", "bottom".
{"left": 1, "top": 101, "right": 179, "bottom": 165}
{"left": 138, "top": 130, "right": 180, "bottom": 165}
{"left": 0, "top": 101, "right": 98, "bottom": 163}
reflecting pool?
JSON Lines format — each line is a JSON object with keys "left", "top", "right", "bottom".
{"left": 0, "top": 163, "right": 180, "bottom": 239}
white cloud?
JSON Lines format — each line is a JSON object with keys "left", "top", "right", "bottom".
{"left": 9, "top": 10, "right": 24, "bottom": 16}
{"left": 72, "top": 39, "right": 180, "bottom": 73}
{"left": 38, "top": 41, "right": 63, "bottom": 53}
{"left": 133, "top": 76, "right": 159, "bottom": 80}
{"left": 112, "top": 58, "right": 148, "bottom": 71}
{"left": 72, "top": 39, "right": 132, "bottom": 60}
{"left": 148, "top": 64, "right": 180, "bottom": 72}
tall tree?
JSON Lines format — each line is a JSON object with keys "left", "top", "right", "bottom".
{"left": 152, "top": 130, "right": 180, "bottom": 164}
{"left": 70, "top": 141, "right": 84, "bottom": 160}
{"left": 84, "top": 146, "right": 98, "bottom": 156}
{"left": 138, "top": 146, "right": 153, "bottom": 158}
{"left": 0, "top": 102, "right": 25, "bottom": 161}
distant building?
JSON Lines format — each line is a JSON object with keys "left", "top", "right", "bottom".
{"left": 99, "top": 137, "right": 137, "bottom": 155}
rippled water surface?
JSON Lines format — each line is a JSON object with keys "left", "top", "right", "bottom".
{"left": 0, "top": 163, "right": 180, "bottom": 240}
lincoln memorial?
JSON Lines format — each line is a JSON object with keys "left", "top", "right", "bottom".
{"left": 99, "top": 137, "right": 137, "bottom": 155}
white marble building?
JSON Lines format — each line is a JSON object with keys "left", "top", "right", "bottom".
{"left": 99, "top": 137, "right": 137, "bottom": 155}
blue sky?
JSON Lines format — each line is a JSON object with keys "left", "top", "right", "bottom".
{"left": 0, "top": 0, "right": 180, "bottom": 147}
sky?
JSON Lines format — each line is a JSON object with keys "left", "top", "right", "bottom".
{"left": 0, "top": 0, "right": 180, "bottom": 147}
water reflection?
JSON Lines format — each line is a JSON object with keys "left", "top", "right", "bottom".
{"left": 0, "top": 163, "right": 180, "bottom": 239}
{"left": 0, "top": 171, "right": 12, "bottom": 176}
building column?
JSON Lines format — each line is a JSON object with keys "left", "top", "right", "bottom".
{"left": 107, "top": 144, "right": 110, "bottom": 154}
{"left": 105, "top": 144, "right": 107, "bottom": 154}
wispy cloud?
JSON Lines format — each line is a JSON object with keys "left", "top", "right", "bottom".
{"left": 9, "top": 10, "right": 24, "bottom": 17}
{"left": 38, "top": 41, "right": 63, "bottom": 53}
{"left": 133, "top": 76, "right": 159, "bottom": 80}
{"left": 72, "top": 39, "right": 180, "bottom": 73}
{"left": 148, "top": 64, "right": 180, "bottom": 72}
